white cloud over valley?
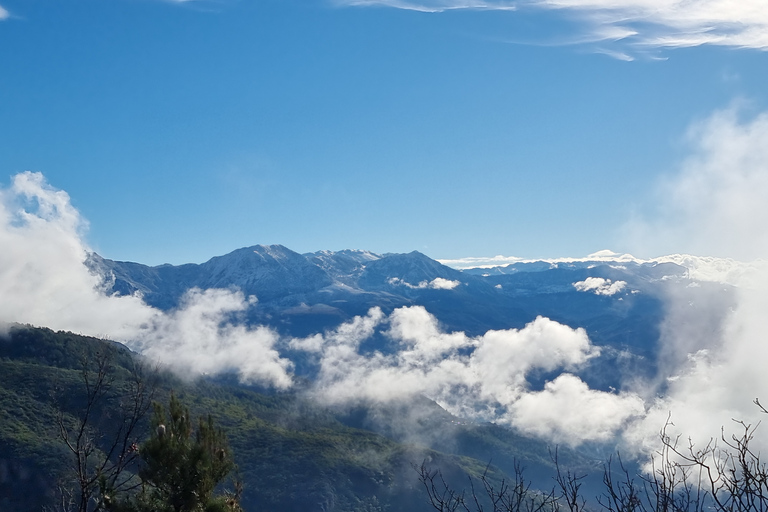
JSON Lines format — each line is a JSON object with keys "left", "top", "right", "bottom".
{"left": 130, "top": 288, "right": 293, "bottom": 389}
{"left": 388, "top": 277, "right": 462, "bottom": 290}
{"left": 573, "top": 277, "right": 627, "bottom": 295}
{"left": 301, "top": 307, "right": 641, "bottom": 445}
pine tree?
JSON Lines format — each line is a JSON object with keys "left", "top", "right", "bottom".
{"left": 106, "top": 394, "right": 243, "bottom": 512}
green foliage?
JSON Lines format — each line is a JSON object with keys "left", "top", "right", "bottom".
{"left": 107, "top": 394, "right": 242, "bottom": 512}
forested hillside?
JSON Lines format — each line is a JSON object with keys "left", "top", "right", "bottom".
{"left": 0, "top": 325, "right": 591, "bottom": 512}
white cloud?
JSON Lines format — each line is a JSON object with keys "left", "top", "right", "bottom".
{"left": 510, "top": 374, "right": 644, "bottom": 445}
{"left": 332, "top": 0, "right": 516, "bottom": 13}
{"left": 131, "top": 288, "right": 293, "bottom": 388}
{"left": 304, "top": 307, "right": 635, "bottom": 445}
{"left": 388, "top": 276, "right": 461, "bottom": 289}
{"left": 619, "top": 107, "right": 768, "bottom": 459}
{"left": 0, "top": 6, "right": 9, "bottom": 20}
{"left": 0, "top": 172, "right": 294, "bottom": 389}
{"left": 0, "top": 172, "right": 153, "bottom": 340}
{"left": 626, "top": 108, "right": 768, "bottom": 263}
{"left": 438, "top": 255, "right": 524, "bottom": 269}
{"left": 429, "top": 277, "right": 461, "bottom": 289}
{"left": 573, "top": 276, "right": 627, "bottom": 295}
{"left": 336, "top": 0, "right": 768, "bottom": 51}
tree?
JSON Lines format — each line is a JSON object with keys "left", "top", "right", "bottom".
{"left": 418, "top": 403, "right": 768, "bottom": 512}
{"left": 416, "top": 459, "right": 561, "bottom": 512}
{"left": 54, "top": 349, "right": 157, "bottom": 512}
{"left": 107, "top": 393, "right": 243, "bottom": 512}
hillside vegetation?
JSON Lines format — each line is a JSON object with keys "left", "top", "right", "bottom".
{"left": 0, "top": 325, "right": 590, "bottom": 512}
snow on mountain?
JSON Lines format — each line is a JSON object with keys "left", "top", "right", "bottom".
{"left": 443, "top": 250, "right": 761, "bottom": 287}
{"left": 358, "top": 251, "right": 465, "bottom": 291}
{"left": 198, "top": 245, "right": 332, "bottom": 300}
{"left": 304, "top": 249, "right": 381, "bottom": 285}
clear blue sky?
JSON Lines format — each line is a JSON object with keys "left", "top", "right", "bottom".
{"left": 1, "top": 0, "right": 766, "bottom": 265}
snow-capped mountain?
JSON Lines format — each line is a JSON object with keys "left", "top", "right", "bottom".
{"left": 87, "top": 245, "right": 735, "bottom": 367}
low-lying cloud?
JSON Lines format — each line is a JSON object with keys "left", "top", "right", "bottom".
{"left": 573, "top": 277, "right": 627, "bottom": 295}
{"left": 131, "top": 288, "right": 293, "bottom": 389}
{"left": 0, "top": 183, "right": 641, "bottom": 445}
{"left": 388, "top": 277, "right": 461, "bottom": 290}
{"left": 300, "top": 307, "right": 641, "bottom": 445}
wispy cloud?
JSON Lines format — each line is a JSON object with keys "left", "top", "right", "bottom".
{"left": 335, "top": 0, "right": 768, "bottom": 51}
{"left": 626, "top": 106, "right": 768, "bottom": 262}
{"left": 0, "top": 5, "right": 9, "bottom": 20}
{"left": 332, "top": 0, "right": 516, "bottom": 13}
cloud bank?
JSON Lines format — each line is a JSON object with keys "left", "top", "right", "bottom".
{"left": 301, "top": 307, "right": 643, "bottom": 445}
{"left": 336, "top": 0, "right": 768, "bottom": 51}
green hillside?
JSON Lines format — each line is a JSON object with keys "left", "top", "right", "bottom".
{"left": 0, "top": 325, "right": 590, "bottom": 512}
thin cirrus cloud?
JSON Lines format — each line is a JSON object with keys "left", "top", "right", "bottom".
{"left": 0, "top": 5, "right": 9, "bottom": 20}
{"left": 334, "top": 0, "right": 516, "bottom": 13}
{"left": 335, "top": 0, "right": 768, "bottom": 51}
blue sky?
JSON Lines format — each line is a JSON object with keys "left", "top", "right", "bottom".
{"left": 1, "top": 0, "right": 767, "bottom": 265}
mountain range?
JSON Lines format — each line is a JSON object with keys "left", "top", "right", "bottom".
{"left": 87, "top": 244, "right": 736, "bottom": 389}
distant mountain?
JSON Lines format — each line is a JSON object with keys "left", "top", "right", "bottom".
{"left": 88, "top": 245, "right": 333, "bottom": 309}
{"left": 86, "top": 244, "right": 737, "bottom": 391}
{"left": 305, "top": 249, "right": 381, "bottom": 285}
